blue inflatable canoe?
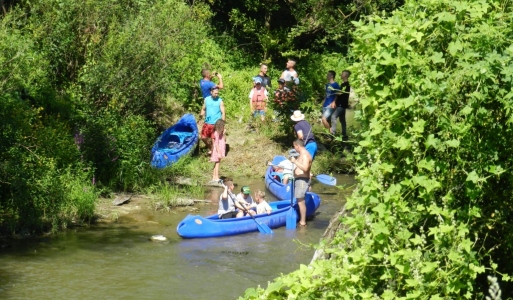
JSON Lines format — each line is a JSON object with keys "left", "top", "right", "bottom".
{"left": 151, "top": 114, "right": 198, "bottom": 169}
{"left": 265, "top": 155, "right": 293, "bottom": 200}
{"left": 176, "top": 192, "right": 321, "bottom": 238}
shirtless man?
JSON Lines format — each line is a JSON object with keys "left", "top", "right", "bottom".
{"left": 288, "top": 138, "right": 312, "bottom": 227}
{"left": 280, "top": 59, "right": 299, "bottom": 86}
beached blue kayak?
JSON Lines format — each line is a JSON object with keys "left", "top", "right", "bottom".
{"left": 151, "top": 114, "right": 198, "bottom": 169}
{"left": 176, "top": 192, "right": 321, "bottom": 238}
{"left": 265, "top": 155, "right": 293, "bottom": 200}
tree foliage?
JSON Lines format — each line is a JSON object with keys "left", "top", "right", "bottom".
{"left": 206, "top": 0, "right": 403, "bottom": 62}
{"left": 243, "top": 0, "right": 513, "bottom": 298}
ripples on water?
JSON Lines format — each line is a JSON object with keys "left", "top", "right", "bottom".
{"left": 0, "top": 175, "right": 355, "bottom": 300}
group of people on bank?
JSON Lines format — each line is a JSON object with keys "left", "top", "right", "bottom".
{"left": 196, "top": 61, "right": 351, "bottom": 225}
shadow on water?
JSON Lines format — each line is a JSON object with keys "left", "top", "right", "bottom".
{"left": 0, "top": 174, "right": 356, "bottom": 300}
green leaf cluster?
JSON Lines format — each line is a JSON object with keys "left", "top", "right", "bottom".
{"left": 243, "top": 0, "right": 513, "bottom": 298}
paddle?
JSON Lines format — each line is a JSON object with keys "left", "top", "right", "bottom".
{"left": 286, "top": 178, "right": 297, "bottom": 229}
{"left": 221, "top": 182, "right": 273, "bottom": 235}
{"left": 315, "top": 174, "right": 337, "bottom": 186}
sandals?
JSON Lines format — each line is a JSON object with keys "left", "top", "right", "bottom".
{"left": 298, "top": 223, "right": 307, "bottom": 227}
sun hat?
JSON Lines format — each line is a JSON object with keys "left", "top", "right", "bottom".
{"left": 253, "top": 77, "right": 263, "bottom": 84}
{"left": 290, "top": 110, "right": 305, "bottom": 122}
{"left": 241, "top": 186, "right": 251, "bottom": 194}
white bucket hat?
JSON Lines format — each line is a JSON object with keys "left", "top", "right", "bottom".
{"left": 290, "top": 110, "right": 305, "bottom": 122}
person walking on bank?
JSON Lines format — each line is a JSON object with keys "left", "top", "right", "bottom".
{"left": 291, "top": 110, "right": 317, "bottom": 160}
{"left": 322, "top": 70, "right": 340, "bottom": 131}
{"left": 331, "top": 70, "right": 351, "bottom": 140}
{"left": 210, "top": 119, "right": 226, "bottom": 182}
{"left": 200, "top": 87, "right": 225, "bottom": 155}
{"left": 255, "top": 64, "right": 271, "bottom": 89}
{"left": 288, "top": 139, "right": 312, "bottom": 227}
{"left": 199, "top": 69, "right": 224, "bottom": 99}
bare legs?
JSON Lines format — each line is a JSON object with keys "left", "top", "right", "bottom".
{"left": 212, "top": 160, "right": 220, "bottom": 181}
{"left": 297, "top": 198, "right": 306, "bottom": 226}
{"left": 202, "top": 137, "right": 213, "bottom": 154}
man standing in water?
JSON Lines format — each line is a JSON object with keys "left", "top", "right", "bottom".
{"left": 255, "top": 63, "right": 271, "bottom": 89}
{"left": 289, "top": 139, "right": 312, "bottom": 227}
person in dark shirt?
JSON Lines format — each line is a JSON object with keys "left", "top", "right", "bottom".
{"left": 199, "top": 69, "right": 224, "bottom": 99}
{"left": 291, "top": 110, "right": 317, "bottom": 160}
{"left": 255, "top": 64, "right": 272, "bottom": 89}
{"left": 331, "top": 70, "right": 351, "bottom": 140}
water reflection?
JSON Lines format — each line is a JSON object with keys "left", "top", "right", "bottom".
{"left": 0, "top": 175, "right": 355, "bottom": 300}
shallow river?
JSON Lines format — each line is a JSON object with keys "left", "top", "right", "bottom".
{"left": 0, "top": 175, "right": 355, "bottom": 300}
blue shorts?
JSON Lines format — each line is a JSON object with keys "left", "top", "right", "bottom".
{"left": 253, "top": 110, "right": 265, "bottom": 117}
{"left": 305, "top": 142, "right": 317, "bottom": 160}
{"left": 322, "top": 107, "right": 335, "bottom": 119}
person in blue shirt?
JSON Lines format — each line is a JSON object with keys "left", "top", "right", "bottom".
{"left": 199, "top": 69, "right": 224, "bottom": 99}
{"left": 331, "top": 70, "right": 351, "bottom": 140}
{"left": 200, "top": 87, "right": 225, "bottom": 155}
{"left": 321, "top": 70, "right": 340, "bottom": 131}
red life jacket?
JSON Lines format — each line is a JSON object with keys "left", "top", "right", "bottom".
{"left": 251, "top": 87, "right": 266, "bottom": 110}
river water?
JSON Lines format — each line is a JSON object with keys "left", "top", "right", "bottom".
{"left": 0, "top": 175, "right": 355, "bottom": 300}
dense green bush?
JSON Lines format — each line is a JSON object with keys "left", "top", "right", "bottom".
{"left": 243, "top": 0, "right": 513, "bottom": 298}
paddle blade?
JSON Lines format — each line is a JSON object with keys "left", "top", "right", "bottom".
{"left": 286, "top": 207, "right": 297, "bottom": 229}
{"left": 316, "top": 174, "right": 337, "bottom": 186}
{"left": 256, "top": 222, "right": 273, "bottom": 234}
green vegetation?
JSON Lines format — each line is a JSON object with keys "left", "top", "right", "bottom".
{"left": 242, "top": 0, "right": 513, "bottom": 298}
{"left": 3, "top": 0, "right": 513, "bottom": 297}
{"left": 0, "top": 0, "right": 353, "bottom": 235}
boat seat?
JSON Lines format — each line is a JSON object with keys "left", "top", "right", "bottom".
{"left": 169, "top": 131, "right": 195, "bottom": 143}
{"left": 270, "top": 172, "right": 284, "bottom": 183}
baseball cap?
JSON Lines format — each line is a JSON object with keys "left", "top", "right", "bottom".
{"left": 253, "top": 77, "right": 263, "bottom": 84}
{"left": 241, "top": 186, "right": 251, "bottom": 194}
{"left": 277, "top": 78, "right": 285, "bottom": 84}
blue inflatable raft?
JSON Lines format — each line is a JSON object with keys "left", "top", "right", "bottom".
{"left": 265, "top": 155, "right": 293, "bottom": 200}
{"left": 151, "top": 114, "right": 198, "bottom": 169}
{"left": 176, "top": 192, "right": 321, "bottom": 238}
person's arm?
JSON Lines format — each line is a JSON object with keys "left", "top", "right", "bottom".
{"left": 296, "top": 130, "right": 304, "bottom": 140}
{"left": 200, "top": 100, "right": 206, "bottom": 119}
{"left": 330, "top": 97, "right": 336, "bottom": 108}
{"left": 216, "top": 73, "right": 224, "bottom": 89}
{"left": 234, "top": 195, "right": 246, "bottom": 210}
{"left": 290, "top": 155, "right": 310, "bottom": 172}
{"left": 220, "top": 100, "right": 226, "bottom": 121}
{"left": 221, "top": 185, "right": 228, "bottom": 200}
{"left": 265, "top": 202, "right": 272, "bottom": 214}
{"left": 249, "top": 90, "right": 254, "bottom": 111}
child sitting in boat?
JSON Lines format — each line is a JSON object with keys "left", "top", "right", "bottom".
{"left": 236, "top": 186, "right": 256, "bottom": 216}
{"left": 253, "top": 190, "right": 272, "bottom": 215}
{"left": 268, "top": 158, "right": 295, "bottom": 184}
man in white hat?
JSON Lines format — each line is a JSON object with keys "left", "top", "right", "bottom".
{"left": 290, "top": 110, "right": 317, "bottom": 160}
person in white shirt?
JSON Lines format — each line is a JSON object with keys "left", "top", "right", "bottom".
{"left": 253, "top": 190, "right": 272, "bottom": 215}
